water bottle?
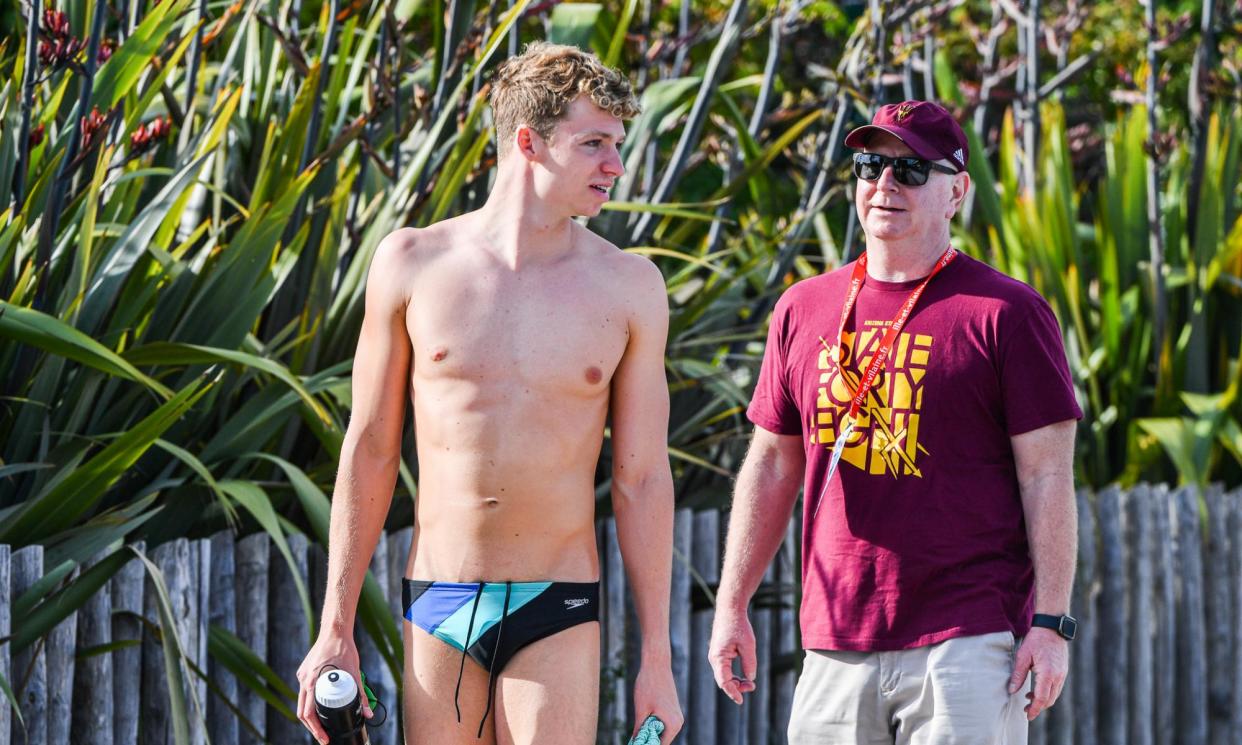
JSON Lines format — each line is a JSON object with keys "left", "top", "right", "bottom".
{"left": 315, "top": 669, "right": 370, "bottom": 744}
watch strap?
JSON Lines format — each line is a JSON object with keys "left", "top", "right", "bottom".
{"left": 1031, "top": 613, "right": 1077, "bottom": 640}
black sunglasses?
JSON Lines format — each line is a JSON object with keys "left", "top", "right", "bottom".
{"left": 852, "top": 152, "right": 958, "bottom": 186}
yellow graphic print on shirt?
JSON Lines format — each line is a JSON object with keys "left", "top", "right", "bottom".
{"left": 816, "top": 320, "right": 932, "bottom": 477}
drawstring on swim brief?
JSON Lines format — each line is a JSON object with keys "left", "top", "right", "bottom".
{"left": 453, "top": 583, "right": 485, "bottom": 724}
{"left": 477, "top": 581, "right": 512, "bottom": 739}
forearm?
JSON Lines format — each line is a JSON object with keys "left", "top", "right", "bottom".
{"left": 1022, "top": 474, "right": 1077, "bottom": 615}
{"left": 716, "top": 453, "right": 800, "bottom": 613}
{"left": 613, "top": 467, "right": 675, "bottom": 663}
{"left": 319, "top": 437, "right": 402, "bottom": 634}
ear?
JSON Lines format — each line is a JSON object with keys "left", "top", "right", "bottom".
{"left": 947, "top": 171, "right": 971, "bottom": 219}
{"left": 514, "top": 125, "right": 540, "bottom": 161}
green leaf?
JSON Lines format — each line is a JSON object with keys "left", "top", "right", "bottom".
{"left": 217, "top": 481, "right": 315, "bottom": 641}
{"left": 123, "top": 341, "right": 333, "bottom": 427}
{"left": 42, "top": 493, "right": 161, "bottom": 568}
{"left": 547, "top": 3, "right": 602, "bottom": 50}
{"left": 91, "top": 0, "right": 196, "bottom": 111}
{"left": 0, "top": 301, "right": 171, "bottom": 398}
{"left": 130, "top": 547, "right": 194, "bottom": 745}
{"left": 11, "top": 549, "right": 131, "bottom": 651}
{"left": 75, "top": 151, "right": 214, "bottom": 337}
{"left": 248, "top": 453, "right": 403, "bottom": 681}
{"left": 207, "top": 625, "right": 297, "bottom": 717}
{"left": 0, "top": 375, "right": 215, "bottom": 543}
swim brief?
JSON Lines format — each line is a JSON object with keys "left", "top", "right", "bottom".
{"left": 402, "top": 579, "right": 600, "bottom": 737}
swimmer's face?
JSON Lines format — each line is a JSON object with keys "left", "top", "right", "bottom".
{"left": 525, "top": 96, "right": 626, "bottom": 218}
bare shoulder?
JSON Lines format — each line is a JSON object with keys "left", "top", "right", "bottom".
{"left": 366, "top": 227, "right": 432, "bottom": 311}
{"left": 577, "top": 226, "right": 667, "bottom": 318}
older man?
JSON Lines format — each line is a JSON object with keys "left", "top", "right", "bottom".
{"left": 709, "top": 100, "right": 1081, "bottom": 744}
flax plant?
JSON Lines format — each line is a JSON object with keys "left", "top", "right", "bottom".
{"left": 1, "top": 1, "right": 1240, "bottom": 739}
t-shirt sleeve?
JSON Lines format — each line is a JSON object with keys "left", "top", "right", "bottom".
{"left": 747, "top": 297, "right": 803, "bottom": 436}
{"left": 999, "top": 299, "right": 1083, "bottom": 436}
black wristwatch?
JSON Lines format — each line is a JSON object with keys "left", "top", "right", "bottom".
{"left": 1031, "top": 613, "right": 1077, "bottom": 641}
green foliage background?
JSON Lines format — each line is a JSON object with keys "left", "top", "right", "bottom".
{"left": 1, "top": 0, "right": 1241, "bottom": 737}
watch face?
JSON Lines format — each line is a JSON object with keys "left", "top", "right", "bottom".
{"left": 1060, "top": 616, "right": 1078, "bottom": 641}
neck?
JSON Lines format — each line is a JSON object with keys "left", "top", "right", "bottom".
{"left": 477, "top": 158, "right": 577, "bottom": 268}
{"left": 863, "top": 231, "right": 951, "bottom": 282}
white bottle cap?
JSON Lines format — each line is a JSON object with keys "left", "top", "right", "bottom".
{"left": 315, "top": 669, "right": 359, "bottom": 709}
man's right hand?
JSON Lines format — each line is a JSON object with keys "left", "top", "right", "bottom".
{"left": 708, "top": 607, "right": 758, "bottom": 705}
{"left": 296, "top": 631, "right": 374, "bottom": 744}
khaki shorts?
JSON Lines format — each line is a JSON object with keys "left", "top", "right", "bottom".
{"left": 788, "top": 631, "right": 1029, "bottom": 745}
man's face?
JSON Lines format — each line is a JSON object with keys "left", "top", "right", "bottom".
{"left": 533, "top": 96, "right": 626, "bottom": 217}
{"left": 855, "top": 131, "right": 965, "bottom": 243}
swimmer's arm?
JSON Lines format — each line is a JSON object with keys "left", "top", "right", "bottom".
{"left": 609, "top": 258, "right": 675, "bottom": 662}
{"left": 319, "top": 231, "right": 414, "bottom": 635}
{"left": 610, "top": 256, "right": 683, "bottom": 736}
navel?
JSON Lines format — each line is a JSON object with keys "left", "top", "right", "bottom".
{"left": 585, "top": 366, "right": 603, "bottom": 384}
{"left": 430, "top": 347, "right": 448, "bottom": 362}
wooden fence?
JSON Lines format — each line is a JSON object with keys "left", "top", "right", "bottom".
{"left": 2, "top": 484, "right": 1240, "bottom": 744}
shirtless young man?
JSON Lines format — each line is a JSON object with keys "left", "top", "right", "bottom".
{"left": 295, "top": 43, "right": 683, "bottom": 745}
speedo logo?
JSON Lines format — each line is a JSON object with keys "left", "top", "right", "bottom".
{"left": 564, "top": 598, "right": 590, "bottom": 610}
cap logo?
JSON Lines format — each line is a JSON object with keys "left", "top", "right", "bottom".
{"left": 895, "top": 103, "right": 915, "bottom": 122}
{"left": 952, "top": 148, "right": 964, "bottom": 165}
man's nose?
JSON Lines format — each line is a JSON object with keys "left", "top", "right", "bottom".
{"left": 874, "top": 163, "right": 901, "bottom": 190}
{"left": 603, "top": 147, "right": 625, "bottom": 177}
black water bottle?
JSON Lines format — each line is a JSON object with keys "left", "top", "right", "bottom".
{"left": 315, "top": 669, "right": 371, "bottom": 744}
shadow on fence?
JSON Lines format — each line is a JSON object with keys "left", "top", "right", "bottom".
{"left": 2, "top": 484, "right": 1240, "bottom": 744}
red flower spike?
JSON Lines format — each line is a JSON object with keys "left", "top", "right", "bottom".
{"left": 97, "top": 38, "right": 115, "bottom": 64}
{"left": 80, "top": 106, "right": 107, "bottom": 150}
{"left": 43, "top": 10, "right": 70, "bottom": 39}
{"left": 29, "top": 123, "right": 45, "bottom": 148}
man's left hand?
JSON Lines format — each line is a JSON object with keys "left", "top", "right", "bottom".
{"left": 1007, "top": 627, "right": 1068, "bottom": 720}
{"left": 632, "top": 664, "right": 683, "bottom": 742}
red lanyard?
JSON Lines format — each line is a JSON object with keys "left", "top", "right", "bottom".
{"left": 832, "top": 247, "right": 957, "bottom": 421}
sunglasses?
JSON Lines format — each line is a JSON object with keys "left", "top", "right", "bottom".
{"left": 852, "top": 152, "right": 958, "bottom": 186}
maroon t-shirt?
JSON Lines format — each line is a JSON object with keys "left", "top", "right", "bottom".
{"left": 747, "top": 253, "right": 1082, "bottom": 651}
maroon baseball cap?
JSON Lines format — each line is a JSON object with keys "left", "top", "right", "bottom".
{"left": 844, "top": 100, "right": 969, "bottom": 172}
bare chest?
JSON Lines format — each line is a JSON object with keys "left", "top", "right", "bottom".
{"left": 407, "top": 271, "right": 630, "bottom": 395}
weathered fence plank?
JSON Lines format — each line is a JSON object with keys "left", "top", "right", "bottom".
{"left": 72, "top": 551, "right": 113, "bottom": 745}
{"left": 1127, "top": 484, "right": 1154, "bottom": 745}
{"left": 1229, "top": 488, "right": 1242, "bottom": 745}
{"left": 601, "top": 517, "right": 627, "bottom": 743}
{"left": 207, "top": 531, "right": 238, "bottom": 745}
{"left": 235, "top": 532, "right": 270, "bottom": 745}
{"left": 268, "top": 532, "right": 310, "bottom": 744}
{"left": 689, "top": 509, "right": 719, "bottom": 745}
{"left": 1072, "top": 488, "right": 1096, "bottom": 745}
{"left": 1027, "top": 701, "right": 1046, "bottom": 745}
{"left": 747, "top": 608, "right": 772, "bottom": 745}
{"left": 716, "top": 509, "right": 743, "bottom": 745}
{"left": 772, "top": 518, "right": 798, "bottom": 745}
{"left": 670, "top": 508, "right": 692, "bottom": 745}
{"left": 13, "top": 544, "right": 48, "bottom": 745}
{"left": 1173, "top": 485, "right": 1208, "bottom": 745}
{"left": 1153, "top": 484, "right": 1176, "bottom": 745}
{"left": 359, "top": 531, "right": 399, "bottom": 745}
{"left": 1096, "top": 485, "right": 1128, "bottom": 745}
{"left": 111, "top": 543, "right": 144, "bottom": 745}
{"left": 189, "top": 539, "right": 207, "bottom": 745}
{"left": 45, "top": 564, "right": 76, "bottom": 745}
{"left": 1204, "top": 485, "right": 1234, "bottom": 744}
{"left": 386, "top": 526, "right": 413, "bottom": 738}
{"left": 143, "top": 539, "right": 188, "bottom": 745}
{"left": 0, "top": 544, "right": 10, "bottom": 743}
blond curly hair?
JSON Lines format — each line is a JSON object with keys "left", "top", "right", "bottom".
{"left": 490, "top": 42, "right": 640, "bottom": 158}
